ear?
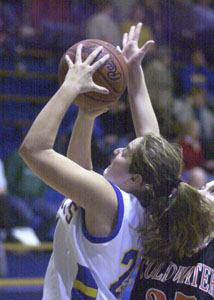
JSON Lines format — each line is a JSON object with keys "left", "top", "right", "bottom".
{"left": 130, "top": 174, "right": 142, "bottom": 185}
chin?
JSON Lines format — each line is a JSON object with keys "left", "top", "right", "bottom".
{"left": 103, "top": 170, "right": 116, "bottom": 185}
{"left": 103, "top": 165, "right": 111, "bottom": 177}
{"left": 103, "top": 169, "right": 110, "bottom": 179}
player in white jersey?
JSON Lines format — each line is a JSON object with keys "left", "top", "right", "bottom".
{"left": 19, "top": 23, "right": 156, "bottom": 300}
{"left": 43, "top": 187, "right": 144, "bottom": 300}
{"left": 19, "top": 23, "right": 196, "bottom": 299}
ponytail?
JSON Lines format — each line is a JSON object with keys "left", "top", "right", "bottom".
{"left": 142, "top": 182, "right": 214, "bottom": 262}
{"left": 129, "top": 134, "right": 214, "bottom": 261}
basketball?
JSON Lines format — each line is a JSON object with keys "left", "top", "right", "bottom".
{"left": 58, "top": 39, "right": 128, "bottom": 109}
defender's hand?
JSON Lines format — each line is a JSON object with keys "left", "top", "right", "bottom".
{"left": 117, "top": 23, "right": 154, "bottom": 68}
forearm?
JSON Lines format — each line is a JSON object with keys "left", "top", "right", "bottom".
{"left": 20, "top": 86, "right": 79, "bottom": 155}
{"left": 128, "top": 65, "right": 159, "bottom": 137}
{"left": 17, "top": 46, "right": 115, "bottom": 209}
{"left": 67, "top": 111, "right": 94, "bottom": 170}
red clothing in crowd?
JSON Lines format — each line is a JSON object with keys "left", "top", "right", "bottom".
{"left": 30, "top": 0, "right": 71, "bottom": 28}
{"left": 179, "top": 136, "right": 205, "bottom": 170}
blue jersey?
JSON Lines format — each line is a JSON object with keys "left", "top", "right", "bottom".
{"left": 130, "top": 239, "right": 214, "bottom": 300}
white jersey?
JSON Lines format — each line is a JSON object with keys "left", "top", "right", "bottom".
{"left": 42, "top": 183, "right": 145, "bottom": 300}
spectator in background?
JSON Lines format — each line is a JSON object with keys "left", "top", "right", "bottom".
{"left": 120, "top": 1, "right": 154, "bottom": 50}
{"left": 193, "top": 0, "right": 214, "bottom": 27}
{"left": 193, "top": 0, "right": 214, "bottom": 9}
{"left": 143, "top": 0, "right": 165, "bottom": 46}
{"left": 20, "top": 0, "right": 81, "bottom": 51}
{"left": 179, "top": 49, "right": 214, "bottom": 108}
{"left": 174, "top": 87, "right": 214, "bottom": 148}
{"left": 0, "top": 0, "right": 24, "bottom": 71}
{"left": 188, "top": 167, "right": 208, "bottom": 188}
{"left": 75, "top": 0, "right": 97, "bottom": 21}
{"left": 98, "top": 96, "right": 135, "bottom": 165}
{"left": 0, "top": 127, "right": 42, "bottom": 246}
{"left": 192, "top": 0, "right": 214, "bottom": 64}
{"left": 114, "top": 0, "right": 138, "bottom": 22}
{"left": 165, "top": 0, "right": 196, "bottom": 62}
{"left": 143, "top": 46, "right": 175, "bottom": 138}
{"left": 178, "top": 120, "right": 205, "bottom": 170}
{"left": 177, "top": 120, "right": 214, "bottom": 187}
{"left": 166, "top": 0, "right": 214, "bottom": 64}
{"left": 85, "top": 0, "right": 121, "bottom": 46}
{"left": 54, "top": 110, "right": 110, "bottom": 175}
{"left": 4, "top": 148, "right": 58, "bottom": 241}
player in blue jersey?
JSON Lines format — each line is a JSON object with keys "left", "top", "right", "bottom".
{"left": 18, "top": 23, "right": 214, "bottom": 300}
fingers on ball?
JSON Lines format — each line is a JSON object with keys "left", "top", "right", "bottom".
{"left": 93, "top": 54, "right": 109, "bottom": 71}
{"left": 75, "top": 44, "right": 83, "bottom": 63}
{"left": 85, "top": 46, "right": 103, "bottom": 65}
{"left": 65, "top": 55, "right": 73, "bottom": 67}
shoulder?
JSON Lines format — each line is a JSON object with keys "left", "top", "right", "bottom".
{"left": 114, "top": 185, "right": 145, "bottom": 228}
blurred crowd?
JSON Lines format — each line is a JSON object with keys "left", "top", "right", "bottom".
{"left": 0, "top": 0, "right": 214, "bottom": 276}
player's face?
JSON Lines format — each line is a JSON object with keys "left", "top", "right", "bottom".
{"left": 198, "top": 180, "right": 214, "bottom": 209}
{"left": 103, "top": 137, "right": 143, "bottom": 187}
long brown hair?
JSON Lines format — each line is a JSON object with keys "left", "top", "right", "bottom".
{"left": 129, "top": 134, "right": 214, "bottom": 262}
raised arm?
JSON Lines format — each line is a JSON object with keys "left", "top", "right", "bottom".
{"left": 19, "top": 46, "right": 118, "bottom": 215}
{"left": 120, "top": 23, "right": 160, "bottom": 137}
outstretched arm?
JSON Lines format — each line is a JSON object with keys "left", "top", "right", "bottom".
{"left": 120, "top": 23, "right": 160, "bottom": 137}
{"left": 19, "top": 46, "right": 118, "bottom": 215}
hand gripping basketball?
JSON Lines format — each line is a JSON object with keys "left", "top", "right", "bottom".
{"left": 64, "top": 44, "right": 110, "bottom": 95}
{"left": 58, "top": 39, "right": 128, "bottom": 109}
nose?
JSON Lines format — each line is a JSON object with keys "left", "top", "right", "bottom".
{"left": 113, "top": 148, "right": 123, "bottom": 156}
{"left": 198, "top": 188, "right": 205, "bottom": 196}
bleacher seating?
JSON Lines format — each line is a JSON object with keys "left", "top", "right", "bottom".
{"left": 0, "top": 243, "right": 52, "bottom": 300}
{"left": 0, "top": 241, "right": 135, "bottom": 299}
{"left": 0, "top": 49, "right": 60, "bottom": 160}
{"left": 0, "top": 48, "right": 58, "bottom": 299}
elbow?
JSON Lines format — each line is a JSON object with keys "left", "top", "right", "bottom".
{"left": 19, "top": 141, "right": 43, "bottom": 168}
{"left": 19, "top": 137, "right": 36, "bottom": 161}
{"left": 19, "top": 141, "right": 30, "bottom": 160}
{"left": 19, "top": 139, "right": 52, "bottom": 165}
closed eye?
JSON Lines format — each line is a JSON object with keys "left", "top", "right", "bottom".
{"left": 123, "top": 146, "right": 131, "bottom": 157}
{"left": 121, "top": 149, "right": 127, "bottom": 157}
{"left": 199, "top": 184, "right": 206, "bottom": 190}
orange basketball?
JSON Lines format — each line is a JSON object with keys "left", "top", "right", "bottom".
{"left": 58, "top": 39, "right": 128, "bottom": 109}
